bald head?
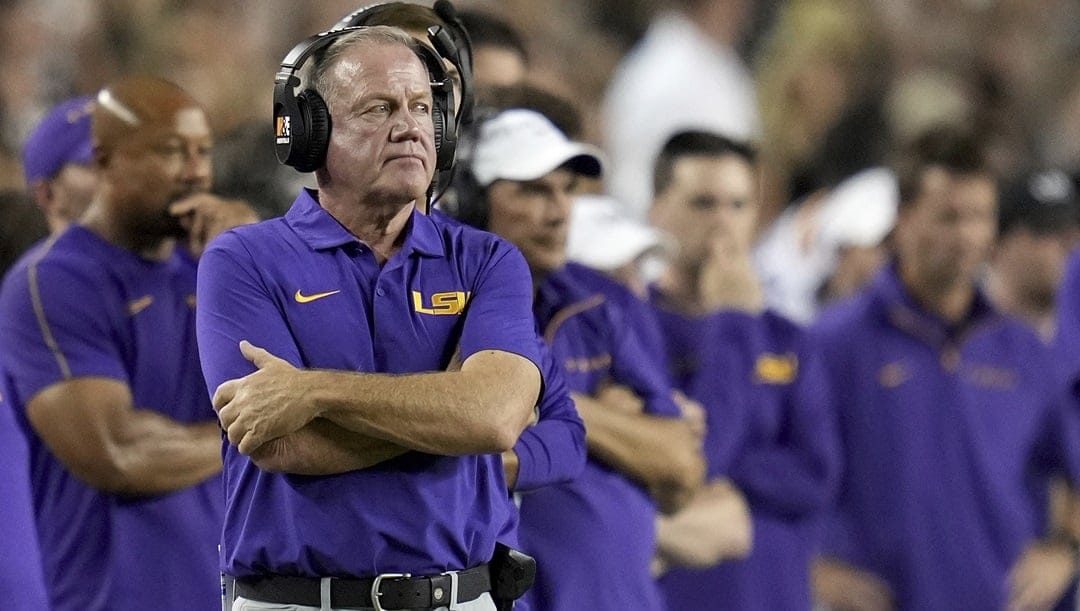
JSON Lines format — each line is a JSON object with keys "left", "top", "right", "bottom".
{"left": 93, "top": 76, "right": 203, "bottom": 155}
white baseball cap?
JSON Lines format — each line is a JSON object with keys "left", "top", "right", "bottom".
{"left": 470, "top": 109, "right": 604, "bottom": 187}
{"left": 567, "top": 194, "right": 666, "bottom": 271}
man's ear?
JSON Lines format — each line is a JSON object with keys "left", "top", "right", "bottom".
{"left": 30, "top": 179, "right": 54, "bottom": 212}
{"left": 93, "top": 144, "right": 110, "bottom": 169}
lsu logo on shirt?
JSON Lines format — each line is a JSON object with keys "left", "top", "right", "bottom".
{"left": 412, "top": 291, "right": 470, "bottom": 316}
{"left": 754, "top": 352, "right": 798, "bottom": 384}
{"left": 275, "top": 115, "right": 291, "bottom": 144}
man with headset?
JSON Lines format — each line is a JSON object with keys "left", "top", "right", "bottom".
{"left": 198, "top": 25, "right": 547, "bottom": 611}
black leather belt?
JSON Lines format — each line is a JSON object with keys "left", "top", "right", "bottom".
{"left": 235, "top": 565, "right": 491, "bottom": 610}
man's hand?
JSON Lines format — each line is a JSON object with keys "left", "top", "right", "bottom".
{"left": 596, "top": 383, "right": 645, "bottom": 414}
{"left": 673, "top": 390, "right": 706, "bottom": 438}
{"left": 169, "top": 194, "right": 258, "bottom": 257}
{"left": 214, "top": 341, "right": 319, "bottom": 455}
{"left": 1006, "top": 540, "right": 1078, "bottom": 611}
{"left": 812, "top": 558, "right": 894, "bottom": 611}
{"left": 655, "top": 479, "right": 753, "bottom": 568}
{"left": 698, "top": 235, "right": 764, "bottom": 313}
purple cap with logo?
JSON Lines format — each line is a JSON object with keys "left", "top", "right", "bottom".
{"left": 22, "top": 96, "right": 95, "bottom": 185}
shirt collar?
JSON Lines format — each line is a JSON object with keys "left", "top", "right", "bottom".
{"left": 285, "top": 188, "right": 445, "bottom": 257}
{"left": 871, "top": 261, "right": 999, "bottom": 343}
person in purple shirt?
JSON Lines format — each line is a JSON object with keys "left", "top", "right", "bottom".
{"left": 197, "top": 27, "right": 555, "bottom": 611}
{"left": 336, "top": 2, "right": 586, "bottom": 502}
{"left": 0, "top": 95, "right": 100, "bottom": 609}
{"left": 0, "top": 76, "right": 257, "bottom": 611}
{"left": 812, "top": 126, "right": 1080, "bottom": 611}
{"left": 450, "top": 98, "right": 706, "bottom": 611}
{"left": 0, "top": 372, "right": 48, "bottom": 608}
{"left": 643, "top": 130, "right": 841, "bottom": 610}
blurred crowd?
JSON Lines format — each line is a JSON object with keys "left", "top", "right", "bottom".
{"left": 6, "top": 1, "right": 1080, "bottom": 610}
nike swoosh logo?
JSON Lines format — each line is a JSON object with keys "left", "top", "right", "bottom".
{"left": 295, "top": 289, "right": 341, "bottom": 304}
{"left": 127, "top": 295, "right": 154, "bottom": 316}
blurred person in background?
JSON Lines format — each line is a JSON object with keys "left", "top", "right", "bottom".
{"left": 456, "top": 100, "right": 706, "bottom": 611}
{"left": 645, "top": 129, "right": 841, "bottom": 611}
{"left": 812, "top": 126, "right": 1080, "bottom": 611}
{"left": 986, "top": 169, "right": 1080, "bottom": 342}
{"left": 0, "top": 75, "right": 257, "bottom": 610}
{"left": 21, "top": 96, "right": 98, "bottom": 234}
{"left": 458, "top": 8, "right": 529, "bottom": 92}
{"left": 0, "top": 92, "right": 99, "bottom": 611}
{"left": 603, "top": 0, "right": 759, "bottom": 221}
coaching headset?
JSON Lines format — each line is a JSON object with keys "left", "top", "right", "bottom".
{"left": 335, "top": 0, "right": 475, "bottom": 124}
{"left": 273, "top": 24, "right": 458, "bottom": 173}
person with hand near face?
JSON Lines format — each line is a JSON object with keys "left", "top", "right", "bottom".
{"left": 645, "top": 130, "right": 840, "bottom": 611}
{"left": 0, "top": 76, "right": 256, "bottom": 611}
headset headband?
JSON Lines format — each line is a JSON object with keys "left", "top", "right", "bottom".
{"left": 273, "top": 24, "right": 458, "bottom": 174}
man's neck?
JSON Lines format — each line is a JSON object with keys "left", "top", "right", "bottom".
{"left": 900, "top": 264, "right": 975, "bottom": 325}
{"left": 320, "top": 192, "right": 415, "bottom": 265}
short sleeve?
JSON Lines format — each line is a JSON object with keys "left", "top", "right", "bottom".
{"left": 0, "top": 256, "right": 127, "bottom": 403}
{"left": 458, "top": 243, "right": 541, "bottom": 371}
{"left": 196, "top": 232, "right": 305, "bottom": 397}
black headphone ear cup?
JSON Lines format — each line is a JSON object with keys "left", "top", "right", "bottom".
{"left": 293, "top": 89, "right": 331, "bottom": 173}
{"left": 433, "top": 107, "right": 447, "bottom": 169}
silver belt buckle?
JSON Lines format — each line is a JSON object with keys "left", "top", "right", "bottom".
{"left": 371, "top": 572, "right": 411, "bottom": 611}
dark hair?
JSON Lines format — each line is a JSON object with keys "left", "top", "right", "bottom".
{"left": 894, "top": 125, "right": 992, "bottom": 208}
{"left": 653, "top": 130, "right": 757, "bottom": 195}
{"left": 458, "top": 9, "right": 528, "bottom": 64}
{"left": 479, "top": 83, "right": 583, "bottom": 138}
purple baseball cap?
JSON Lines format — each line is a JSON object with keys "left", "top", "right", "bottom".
{"left": 22, "top": 96, "right": 95, "bottom": 185}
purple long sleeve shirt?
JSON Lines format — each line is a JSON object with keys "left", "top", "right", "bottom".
{"left": 813, "top": 264, "right": 1080, "bottom": 610}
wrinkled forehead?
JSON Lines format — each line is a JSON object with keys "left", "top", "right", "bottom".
{"left": 328, "top": 42, "right": 432, "bottom": 101}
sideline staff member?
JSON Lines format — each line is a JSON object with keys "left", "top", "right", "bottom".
{"left": 0, "top": 76, "right": 254, "bottom": 610}
{"left": 197, "top": 27, "right": 543, "bottom": 611}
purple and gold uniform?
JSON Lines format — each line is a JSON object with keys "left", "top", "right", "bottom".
{"left": 197, "top": 189, "right": 552, "bottom": 578}
{"left": 0, "top": 371, "right": 48, "bottom": 609}
{"left": 431, "top": 210, "right": 586, "bottom": 494}
{"left": 814, "top": 264, "right": 1080, "bottom": 610}
{"left": 650, "top": 304, "right": 840, "bottom": 610}
{"left": 0, "top": 226, "right": 224, "bottom": 611}
{"left": 516, "top": 266, "right": 681, "bottom": 611}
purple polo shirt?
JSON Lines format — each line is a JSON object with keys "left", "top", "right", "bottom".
{"left": 0, "top": 371, "right": 49, "bottom": 609}
{"left": 516, "top": 266, "right": 681, "bottom": 611}
{"left": 651, "top": 308, "right": 840, "bottom": 611}
{"left": 433, "top": 211, "right": 586, "bottom": 493}
{"left": 196, "top": 189, "right": 544, "bottom": 578}
{"left": 812, "top": 264, "right": 1080, "bottom": 610}
{"left": 0, "top": 226, "right": 225, "bottom": 611}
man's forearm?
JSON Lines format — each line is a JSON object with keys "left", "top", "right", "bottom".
{"left": 307, "top": 355, "right": 537, "bottom": 455}
{"left": 574, "top": 393, "right": 704, "bottom": 492}
{"left": 109, "top": 413, "right": 222, "bottom": 496}
{"left": 250, "top": 419, "right": 409, "bottom": 475}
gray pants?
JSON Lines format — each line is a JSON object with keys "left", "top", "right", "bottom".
{"left": 232, "top": 591, "right": 497, "bottom": 611}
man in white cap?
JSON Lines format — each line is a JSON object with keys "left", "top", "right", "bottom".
{"left": 457, "top": 104, "right": 706, "bottom": 611}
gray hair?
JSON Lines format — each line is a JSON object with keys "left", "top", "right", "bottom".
{"left": 311, "top": 25, "right": 420, "bottom": 112}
